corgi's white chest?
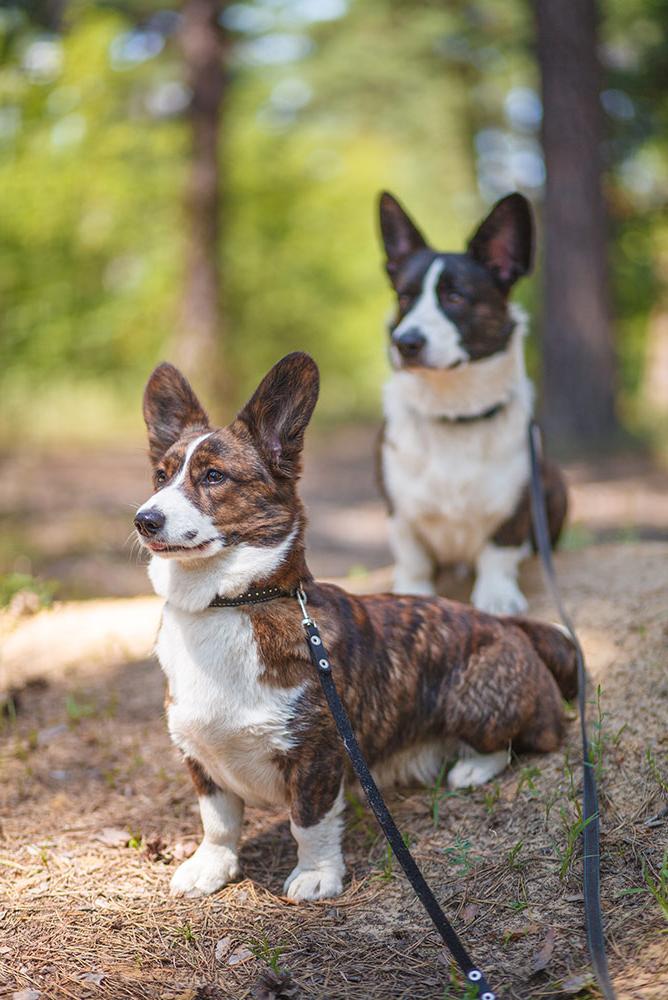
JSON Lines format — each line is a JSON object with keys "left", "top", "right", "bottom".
{"left": 383, "top": 396, "right": 530, "bottom": 563}
{"left": 156, "top": 605, "right": 303, "bottom": 807}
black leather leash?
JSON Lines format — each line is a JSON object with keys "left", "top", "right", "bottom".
{"left": 295, "top": 587, "right": 497, "bottom": 1000}
{"left": 527, "top": 420, "right": 615, "bottom": 1000}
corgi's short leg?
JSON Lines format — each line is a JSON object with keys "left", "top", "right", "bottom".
{"left": 284, "top": 755, "right": 345, "bottom": 902}
{"left": 389, "top": 516, "right": 435, "bottom": 596}
{"left": 448, "top": 743, "right": 510, "bottom": 789}
{"left": 170, "top": 759, "right": 243, "bottom": 898}
{"left": 472, "top": 542, "right": 529, "bottom": 615}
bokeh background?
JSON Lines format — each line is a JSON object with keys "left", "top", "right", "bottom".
{"left": 2, "top": 10, "right": 668, "bottom": 998}
{"left": 1, "top": 0, "right": 667, "bottom": 602}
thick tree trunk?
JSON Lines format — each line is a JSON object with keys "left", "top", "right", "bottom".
{"left": 534, "top": 0, "right": 619, "bottom": 449}
{"left": 175, "top": 0, "right": 227, "bottom": 399}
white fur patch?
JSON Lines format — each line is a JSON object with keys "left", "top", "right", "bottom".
{"left": 472, "top": 542, "right": 530, "bottom": 615}
{"left": 448, "top": 743, "right": 510, "bottom": 789}
{"left": 136, "top": 433, "right": 223, "bottom": 559}
{"left": 284, "top": 786, "right": 345, "bottom": 901}
{"left": 382, "top": 308, "right": 533, "bottom": 594}
{"left": 170, "top": 788, "right": 244, "bottom": 897}
{"left": 148, "top": 525, "right": 297, "bottom": 613}
{"left": 156, "top": 603, "right": 304, "bottom": 809}
{"left": 391, "top": 260, "right": 468, "bottom": 370}
{"left": 372, "top": 740, "right": 454, "bottom": 788}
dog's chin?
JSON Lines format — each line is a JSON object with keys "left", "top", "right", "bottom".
{"left": 140, "top": 538, "right": 223, "bottom": 562}
{"left": 393, "top": 355, "right": 468, "bottom": 374}
{"left": 390, "top": 343, "right": 468, "bottom": 373}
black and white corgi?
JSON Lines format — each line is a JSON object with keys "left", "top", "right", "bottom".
{"left": 377, "top": 192, "right": 567, "bottom": 613}
{"left": 134, "top": 353, "right": 576, "bottom": 901}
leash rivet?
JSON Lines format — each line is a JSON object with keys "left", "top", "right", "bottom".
{"left": 482, "top": 993, "right": 495, "bottom": 1000}
{"left": 468, "top": 971, "right": 482, "bottom": 982}
{"left": 319, "top": 658, "right": 330, "bottom": 670}
{"left": 310, "top": 635, "right": 322, "bottom": 646}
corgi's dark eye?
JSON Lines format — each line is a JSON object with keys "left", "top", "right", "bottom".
{"left": 155, "top": 469, "right": 167, "bottom": 484}
{"left": 205, "top": 468, "right": 225, "bottom": 485}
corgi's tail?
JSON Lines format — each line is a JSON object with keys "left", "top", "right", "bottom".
{"left": 508, "top": 617, "right": 578, "bottom": 700}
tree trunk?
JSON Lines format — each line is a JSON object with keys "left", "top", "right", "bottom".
{"left": 175, "top": 0, "right": 227, "bottom": 399}
{"left": 534, "top": 0, "right": 619, "bottom": 450}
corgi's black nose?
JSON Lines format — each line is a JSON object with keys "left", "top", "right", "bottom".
{"left": 395, "top": 329, "right": 426, "bottom": 358}
{"left": 134, "top": 508, "right": 166, "bottom": 537}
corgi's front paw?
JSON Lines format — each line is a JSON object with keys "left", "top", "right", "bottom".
{"left": 169, "top": 842, "right": 240, "bottom": 897}
{"left": 471, "top": 574, "right": 528, "bottom": 615}
{"left": 283, "top": 864, "right": 344, "bottom": 901}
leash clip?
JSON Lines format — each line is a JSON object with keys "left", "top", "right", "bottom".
{"left": 295, "top": 584, "right": 314, "bottom": 626}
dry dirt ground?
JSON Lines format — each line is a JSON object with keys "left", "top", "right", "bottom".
{"left": 1, "top": 426, "right": 668, "bottom": 599}
{"left": 1, "top": 543, "right": 667, "bottom": 1000}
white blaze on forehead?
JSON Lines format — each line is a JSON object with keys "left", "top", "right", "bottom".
{"left": 172, "top": 431, "right": 215, "bottom": 487}
{"left": 137, "top": 431, "right": 217, "bottom": 546}
{"left": 393, "top": 258, "right": 469, "bottom": 370}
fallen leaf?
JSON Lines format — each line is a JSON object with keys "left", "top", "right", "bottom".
{"left": 562, "top": 972, "right": 595, "bottom": 994}
{"left": 143, "top": 836, "right": 170, "bottom": 863}
{"left": 502, "top": 921, "right": 540, "bottom": 942}
{"left": 462, "top": 903, "right": 479, "bottom": 924}
{"left": 27, "top": 879, "right": 50, "bottom": 896}
{"left": 37, "top": 724, "right": 67, "bottom": 746}
{"left": 251, "top": 968, "right": 300, "bottom": 999}
{"left": 531, "top": 927, "right": 556, "bottom": 974}
{"left": 95, "top": 827, "right": 130, "bottom": 848}
{"left": 173, "top": 840, "right": 197, "bottom": 862}
{"left": 227, "top": 945, "right": 253, "bottom": 966}
{"left": 214, "top": 936, "right": 232, "bottom": 962}
{"left": 79, "top": 971, "right": 104, "bottom": 985}
{"left": 12, "top": 991, "right": 41, "bottom": 1000}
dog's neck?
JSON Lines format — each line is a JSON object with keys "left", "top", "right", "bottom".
{"left": 148, "top": 513, "right": 310, "bottom": 614}
{"left": 385, "top": 304, "right": 532, "bottom": 421}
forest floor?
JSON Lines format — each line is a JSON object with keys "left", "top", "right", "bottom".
{"left": 1, "top": 425, "right": 668, "bottom": 599}
{"left": 1, "top": 430, "right": 667, "bottom": 1000}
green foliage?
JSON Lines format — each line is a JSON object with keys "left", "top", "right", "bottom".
{"left": 250, "top": 933, "right": 286, "bottom": 974}
{"left": 0, "top": 9, "right": 184, "bottom": 421}
{"left": 0, "top": 571, "right": 57, "bottom": 608}
{"left": 0, "top": 0, "right": 666, "bottom": 438}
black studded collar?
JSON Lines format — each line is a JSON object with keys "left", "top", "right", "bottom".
{"left": 434, "top": 399, "right": 509, "bottom": 424}
{"left": 208, "top": 585, "right": 295, "bottom": 608}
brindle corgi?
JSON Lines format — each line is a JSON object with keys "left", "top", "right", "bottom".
{"left": 134, "top": 353, "right": 576, "bottom": 900}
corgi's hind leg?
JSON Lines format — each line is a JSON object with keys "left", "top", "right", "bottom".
{"left": 447, "top": 743, "right": 510, "bottom": 789}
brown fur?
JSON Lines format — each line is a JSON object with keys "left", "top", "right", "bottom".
{"left": 492, "top": 459, "right": 568, "bottom": 550}
{"left": 186, "top": 756, "right": 219, "bottom": 797}
{"left": 141, "top": 353, "right": 578, "bottom": 832}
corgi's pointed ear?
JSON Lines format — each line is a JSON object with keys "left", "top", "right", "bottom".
{"left": 467, "top": 192, "right": 533, "bottom": 294}
{"left": 379, "top": 191, "right": 428, "bottom": 283}
{"left": 237, "top": 352, "right": 319, "bottom": 478}
{"left": 142, "top": 363, "right": 210, "bottom": 464}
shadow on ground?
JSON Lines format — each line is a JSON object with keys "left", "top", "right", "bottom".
{"left": 1, "top": 544, "right": 667, "bottom": 998}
